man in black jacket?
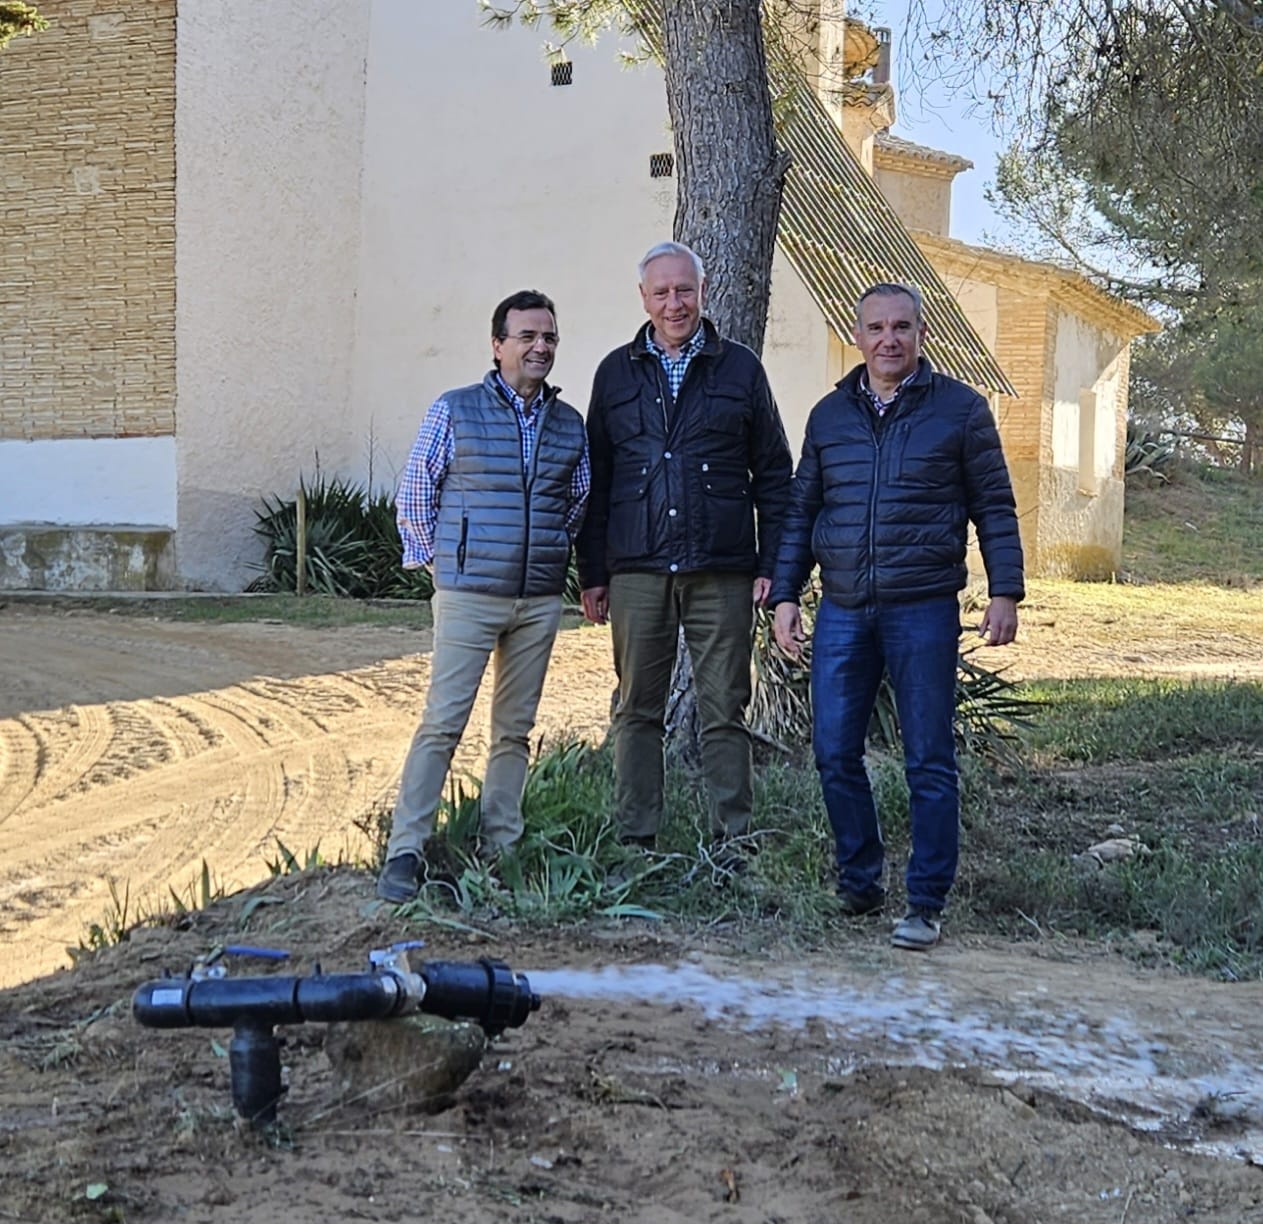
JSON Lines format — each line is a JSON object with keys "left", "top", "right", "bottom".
{"left": 770, "top": 282, "right": 1024, "bottom": 949}
{"left": 578, "top": 241, "right": 792, "bottom": 862}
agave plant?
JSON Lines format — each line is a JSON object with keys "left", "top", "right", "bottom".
{"left": 1125, "top": 420, "right": 1177, "bottom": 484}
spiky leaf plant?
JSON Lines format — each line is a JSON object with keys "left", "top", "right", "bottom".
{"left": 749, "top": 578, "right": 1040, "bottom": 762}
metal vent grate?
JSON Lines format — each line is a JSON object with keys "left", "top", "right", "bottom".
{"left": 649, "top": 152, "right": 675, "bottom": 178}
{"left": 550, "top": 61, "right": 573, "bottom": 86}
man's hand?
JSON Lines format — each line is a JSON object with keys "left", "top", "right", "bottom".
{"left": 581, "top": 585, "right": 610, "bottom": 625}
{"left": 752, "top": 577, "right": 772, "bottom": 607}
{"left": 979, "top": 596, "right": 1018, "bottom": 646}
{"left": 773, "top": 601, "right": 806, "bottom": 659}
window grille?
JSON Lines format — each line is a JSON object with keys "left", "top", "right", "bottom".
{"left": 550, "top": 61, "right": 573, "bottom": 86}
{"left": 649, "top": 152, "right": 675, "bottom": 178}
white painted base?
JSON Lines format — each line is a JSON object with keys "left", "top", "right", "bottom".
{"left": 0, "top": 437, "right": 177, "bottom": 527}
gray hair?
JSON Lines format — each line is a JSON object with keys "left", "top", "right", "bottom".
{"left": 638, "top": 240, "right": 705, "bottom": 285}
{"left": 856, "top": 282, "right": 925, "bottom": 325}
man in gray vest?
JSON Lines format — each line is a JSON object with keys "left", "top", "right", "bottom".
{"left": 376, "top": 290, "right": 590, "bottom": 904}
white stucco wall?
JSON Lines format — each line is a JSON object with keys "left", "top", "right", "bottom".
{"left": 0, "top": 437, "right": 176, "bottom": 525}
{"left": 174, "top": 0, "right": 370, "bottom": 590}
{"left": 350, "top": 0, "right": 834, "bottom": 483}
{"left": 170, "top": 0, "right": 858, "bottom": 587}
{"left": 349, "top": 2, "right": 676, "bottom": 487}
{"left": 1050, "top": 309, "right": 1124, "bottom": 480}
{"left": 762, "top": 251, "right": 837, "bottom": 456}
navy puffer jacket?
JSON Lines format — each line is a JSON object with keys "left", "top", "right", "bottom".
{"left": 769, "top": 359, "right": 1025, "bottom": 609}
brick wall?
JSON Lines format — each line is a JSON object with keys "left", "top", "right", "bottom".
{"left": 0, "top": 1, "right": 175, "bottom": 441}
{"left": 991, "top": 286, "right": 1053, "bottom": 465}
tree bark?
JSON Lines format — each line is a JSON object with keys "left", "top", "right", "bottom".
{"left": 659, "top": 1, "right": 789, "bottom": 757}
{"left": 661, "top": 0, "right": 789, "bottom": 356}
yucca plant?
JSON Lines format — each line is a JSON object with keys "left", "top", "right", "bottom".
{"left": 252, "top": 474, "right": 432, "bottom": 599}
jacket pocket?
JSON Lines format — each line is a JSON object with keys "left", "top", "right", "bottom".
{"left": 700, "top": 463, "right": 754, "bottom": 557}
{"left": 889, "top": 423, "right": 958, "bottom": 488}
{"left": 604, "top": 391, "right": 646, "bottom": 446}
{"left": 607, "top": 481, "right": 649, "bottom": 563}
{"left": 702, "top": 387, "right": 748, "bottom": 440}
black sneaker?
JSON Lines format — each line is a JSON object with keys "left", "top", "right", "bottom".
{"left": 837, "top": 885, "right": 886, "bottom": 917}
{"left": 375, "top": 852, "right": 422, "bottom": 904}
{"left": 619, "top": 834, "right": 657, "bottom": 851}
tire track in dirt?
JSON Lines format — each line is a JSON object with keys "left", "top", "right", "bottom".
{"left": 0, "top": 613, "right": 616, "bottom": 988}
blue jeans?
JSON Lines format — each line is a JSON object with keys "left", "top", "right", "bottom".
{"left": 811, "top": 594, "right": 961, "bottom": 911}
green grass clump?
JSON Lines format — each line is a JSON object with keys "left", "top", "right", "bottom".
{"left": 1124, "top": 464, "right": 1263, "bottom": 586}
{"left": 1019, "top": 677, "right": 1263, "bottom": 763}
{"left": 965, "top": 673, "right": 1263, "bottom": 977}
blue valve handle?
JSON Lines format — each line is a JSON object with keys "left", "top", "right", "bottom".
{"left": 217, "top": 945, "right": 291, "bottom": 961}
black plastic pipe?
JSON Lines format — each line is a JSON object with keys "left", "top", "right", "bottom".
{"left": 133, "top": 970, "right": 407, "bottom": 1029}
{"left": 132, "top": 955, "right": 540, "bottom": 1125}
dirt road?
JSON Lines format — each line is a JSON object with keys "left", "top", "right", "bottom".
{"left": 0, "top": 605, "right": 615, "bottom": 987}
{"left": 2, "top": 590, "right": 1263, "bottom": 1221}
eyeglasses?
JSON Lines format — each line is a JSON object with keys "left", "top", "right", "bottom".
{"left": 503, "top": 331, "right": 559, "bottom": 347}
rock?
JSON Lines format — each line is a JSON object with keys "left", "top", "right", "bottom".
{"left": 325, "top": 1014, "right": 487, "bottom": 1114}
{"left": 1084, "top": 837, "right": 1148, "bottom": 864}
{"left": 1000, "top": 1089, "right": 1037, "bottom": 1120}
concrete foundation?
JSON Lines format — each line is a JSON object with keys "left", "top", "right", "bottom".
{"left": 0, "top": 526, "right": 176, "bottom": 591}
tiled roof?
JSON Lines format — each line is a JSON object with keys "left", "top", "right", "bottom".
{"left": 876, "top": 132, "right": 973, "bottom": 172}
{"left": 620, "top": 1, "right": 1014, "bottom": 395}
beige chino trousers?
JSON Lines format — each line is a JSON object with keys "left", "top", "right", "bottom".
{"left": 386, "top": 588, "right": 563, "bottom": 859}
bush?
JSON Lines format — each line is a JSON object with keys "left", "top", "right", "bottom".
{"left": 252, "top": 475, "right": 433, "bottom": 600}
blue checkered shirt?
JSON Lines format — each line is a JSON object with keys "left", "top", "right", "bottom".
{"left": 860, "top": 369, "right": 917, "bottom": 418}
{"left": 396, "top": 373, "right": 591, "bottom": 569}
{"left": 647, "top": 325, "right": 706, "bottom": 400}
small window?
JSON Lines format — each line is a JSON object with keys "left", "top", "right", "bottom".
{"left": 551, "top": 61, "right": 573, "bottom": 86}
{"left": 1078, "top": 389, "right": 1099, "bottom": 495}
{"left": 650, "top": 152, "right": 675, "bottom": 178}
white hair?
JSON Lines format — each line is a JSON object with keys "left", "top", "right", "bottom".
{"left": 638, "top": 241, "right": 705, "bottom": 285}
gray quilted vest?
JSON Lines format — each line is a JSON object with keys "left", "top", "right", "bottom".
{"left": 432, "top": 373, "right": 586, "bottom": 597}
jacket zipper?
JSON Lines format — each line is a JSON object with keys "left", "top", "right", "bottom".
{"left": 518, "top": 391, "right": 554, "bottom": 597}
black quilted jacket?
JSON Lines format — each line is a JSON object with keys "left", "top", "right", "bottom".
{"left": 577, "top": 319, "right": 792, "bottom": 587}
{"left": 768, "top": 358, "right": 1025, "bottom": 609}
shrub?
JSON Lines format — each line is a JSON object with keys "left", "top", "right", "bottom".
{"left": 252, "top": 475, "right": 433, "bottom": 600}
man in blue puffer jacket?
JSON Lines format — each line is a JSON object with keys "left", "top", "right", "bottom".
{"left": 770, "top": 282, "right": 1024, "bottom": 950}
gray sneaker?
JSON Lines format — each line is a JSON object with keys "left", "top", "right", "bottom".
{"left": 891, "top": 907, "right": 941, "bottom": 951}
{"left": 375, "top": 851, "right": 422, "bottom": 904}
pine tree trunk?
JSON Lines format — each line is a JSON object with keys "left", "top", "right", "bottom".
{"left": 1242, "top": 416, "right": 1258, "bottom": 476}
{"left": 662, "top": 0, "right": 789, "bottom": 355}
{"left": 660, "top": 0, "right": 788, "bottom": 757}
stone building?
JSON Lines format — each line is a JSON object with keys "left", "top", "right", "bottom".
{"left": 0, "top": 0, "right": 1152, "bottom": 589}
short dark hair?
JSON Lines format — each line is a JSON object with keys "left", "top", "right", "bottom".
{"left": 492, "top": 290, "right": 557, "bottom": 341}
